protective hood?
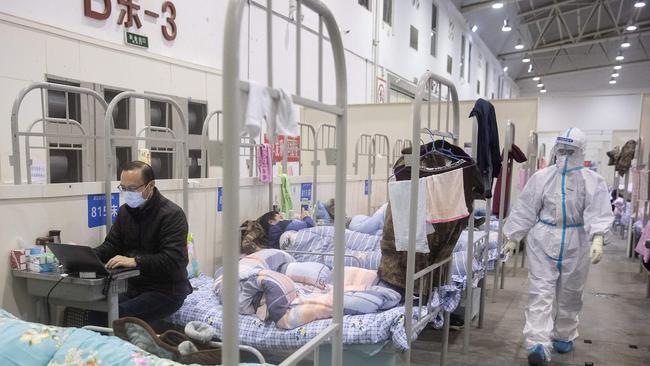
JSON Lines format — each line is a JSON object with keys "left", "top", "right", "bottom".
{"left": 554, "top": 128, "right": 586, "bottom": 171}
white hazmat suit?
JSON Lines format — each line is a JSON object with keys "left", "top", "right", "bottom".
{"left": 503, "top": 128, "right": 613, "bottom": 363}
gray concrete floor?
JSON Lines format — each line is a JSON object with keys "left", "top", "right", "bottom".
{"left": 412, "top": 236, "right": 650, "bottom": 365}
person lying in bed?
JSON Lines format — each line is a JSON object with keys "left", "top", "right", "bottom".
{"left": 258, "top": 210, "right": 315, "bottom": 249}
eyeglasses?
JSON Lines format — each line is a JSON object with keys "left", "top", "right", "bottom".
{"left": 117, "top": 182, "right": 149, "bottom": 193}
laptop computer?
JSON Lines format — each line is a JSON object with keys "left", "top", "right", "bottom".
{"left": 47, "top": 243, "right": 134, "bottom": 277}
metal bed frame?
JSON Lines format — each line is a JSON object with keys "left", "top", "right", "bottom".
{"left": 200, "top": 110, "right": 258, "bottom": 178}
{"left": 222, "top": 1, "right": 348, "bottom": 365}
{"left": 493, "top": 122, "right": 516, "bottom": 298}
{"left": 313, "top": 122, "right": 338, "bottom": 207}
{"left": 627, "top": 137, "right": 643, "bottom": 257}
{"left": 513, "top": 131, "right": 540, "bottom": 271}
{"left": 354, "top": 133, "right": 375, "bottom": 215}
{"left": 103, "top": 92, "right": 189, "bottom": 231}
{"left": 403, "top": 71, "right": 468, "bottom": 364}
{"left": 392, "top": 139, "right": 412, "bottom": 165}
{"left": 373, "top": 134, "right": 391, "bottom": 209}
{"left": 297, "top": 123, "right": 318, "bottom": 207}
{"left": 10, "top": 82, "right": 109, "bottom": 184}
{"left": 82, "top": 325, "right": 268, "bottom": 365}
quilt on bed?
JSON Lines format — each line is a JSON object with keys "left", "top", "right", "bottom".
{"left": 0, "top": 309, "right": 200, "bottom": 366}
{"left": 283, "top": 226, "right": 382, "bottom": 270}
{"left": 167, "top": 274, "right": 460, "bottom": 352}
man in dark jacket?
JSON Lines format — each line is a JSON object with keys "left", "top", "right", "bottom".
{"left": 94, "top": 161, "right": 191, "bottom": 323}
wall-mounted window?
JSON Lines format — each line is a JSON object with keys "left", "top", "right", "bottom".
{"left": 47, "top": 79, "right": 81, "bottom": 121}
{"left": 382, "top": 0, "right": 393, "bottom": 26}
{"left": 359, "top": 0, "right": 371, "bottom": 11}
{"left": 188, "top": 149, "right": 202, "bottom": 178}
{"left": 410, "top": 25, "right": 419, "bottom": 50}
{"left": 47, "top": 79, "right": 83, "bottom": 183}
{"left": 151, "top": 151, "right": 173, "bottom": 179}
{"left": 104, "top": 89, "right": 130, "bottom": 130}
{"left": 460, "top": 35, "right": 466, "bottom": 81}
{"left": 430, "top": 2, "right": 438, "bottom": 57}
{"left": 468, "top": 42, "right": 473, "bottom": 82}
{"left": 149, "top": 101, "right": 171, "bottom": 129}
{"left": 188, "top": 101, "right": 207, "bottom": 135}
{"left": 115, "top": 146, "right": 132, "bottom": 180}
{"left": 447, "top": 55, "right": 453, "bottom": 74}
{"left": 49, "top": 144, "right": 82, "bottom": 183}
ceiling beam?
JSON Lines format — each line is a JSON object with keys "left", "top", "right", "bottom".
{"left": 520, "top": 0, "right": 617, "bottom": 27}
{"left": 534, "top": 10, "right": 557, "bottom": 49}
{"left": 519, "top": 0, "right": 579, "bottom": 18}
{"left": 460, "top": 0, "right": 520, "bottom": 13}
{"left": 499, "top": 29, "right": 650, "bottom": 58}
{"left": 543, "top": 20, "right": 650, "bottom": 48}
{"left": 515, "top": 58, "right": 650, "bottom": 81}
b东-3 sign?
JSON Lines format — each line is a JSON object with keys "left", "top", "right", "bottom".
{"left": 84, "top": 0, "right": 177, "bottom": 42}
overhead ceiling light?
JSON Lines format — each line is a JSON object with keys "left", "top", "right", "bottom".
{"left": 471, "top": 24, "right": 479, "bottom": 32}
{"left": 609, "top": 79, "right": 617, "bottom": 84}
{"left": 626, "top": 24, "right": 638, "bottom": 31}
{"left": 634, "top": 1, "right": 646, "bottom": 8}
{"left": 522, "top": 56, "right": 531, "bottom": 63}
{"left": 515, "top": 39, "right": 525, "bottom": 50}
{"left": 614, "top": 65, "right": 622, "bottom": 70}
{"left": 540, "top": 88, "right": 547, "bottom": 93}
{"left": 616, "top": 53, "right": 625, "bottom": 61}
{"left": 536, "top": 82, "right": 544, "bottom": 88}
{"left": 621, "top": 40, "right": 631, "bottom": 48}
{"left": 503, "top": 66, "right": 509, "bottom": 72}
{"left": 492, "top": 2, "right": 504, "bottom": 9}
{"left": 502, "top": 19, "right": 512, "bottom": 32}
{"left": 612, "top": 72, "right": 620, "bottom": 77}
{"left": 533, "top": 76, "right": 541, "bottom": 81}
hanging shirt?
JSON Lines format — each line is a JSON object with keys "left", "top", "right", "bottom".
{"left": 492, "top": 144, "right": 527, "bottom": 217}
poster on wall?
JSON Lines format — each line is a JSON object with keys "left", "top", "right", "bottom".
{"left": 264, "top": 135, "right": 301, "bottom": 163}
{"left": 376, "top": 76, "right": 387, "bottom": 103}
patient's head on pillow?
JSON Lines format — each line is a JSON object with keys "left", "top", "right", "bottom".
{"left": 258, "top": 210, "right": 282, "bottom": 232}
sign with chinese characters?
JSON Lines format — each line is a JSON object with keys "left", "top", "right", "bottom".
{"left": 376, "top": 76, "right": 386, "bottom": 103}
{"left": 217, "top": 187, "right": 223, "bottom": 212}
{"left": 84, "top": 0, "right": 177, "bottom": 42}
{"left": 87, "top": 193, "right": 120, "bottom": 228}
{"left": 300, "top": 183, "right": 312, "bottom": 210}
{"left": 125, "top": 31, "right": 149, "bottom": 48}
{"left": 264, "top": 135, "right": 301, "bottom": 163}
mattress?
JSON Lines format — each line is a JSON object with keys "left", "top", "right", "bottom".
{"left": 166, "top": 274, "right": 460, "bottom": 352}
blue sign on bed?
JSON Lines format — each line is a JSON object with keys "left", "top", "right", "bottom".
{"left": 300, "top": 183, "right": 312, "bottom": 210}
{"left": 364, "top": 180, "right": 369, "bottom": 195}
{"left": 87, "top": 193, "right": 119, "bottom": 228}
{"left": 217, "top": 187, "right": 223, "bottom": 212}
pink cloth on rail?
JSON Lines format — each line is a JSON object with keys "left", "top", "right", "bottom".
{"left": 257, "top": 144, "right": 273, "bottom": 183}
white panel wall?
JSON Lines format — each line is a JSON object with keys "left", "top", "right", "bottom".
{"left": 537, "top": 94, "right": 643, "bottom": 132}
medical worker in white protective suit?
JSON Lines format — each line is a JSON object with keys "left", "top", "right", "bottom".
{"left": 502, "top": 128, "right": 613, "bottom": 366}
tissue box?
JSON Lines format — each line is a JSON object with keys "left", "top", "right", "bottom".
{"left": 10, "top": 249, "right": 27, "bottom": 270}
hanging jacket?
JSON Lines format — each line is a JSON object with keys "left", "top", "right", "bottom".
{"left": 469, "top": 99, "right": 501, "bottom": 198}
{"left": 616, "top": 140, "right": 636, "bottom": 176}
{"left": 378, "top": 140, "right": 485, "bottom": 291}
{"left": 492, "top": 144, "right": 528, "bottom": 216}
